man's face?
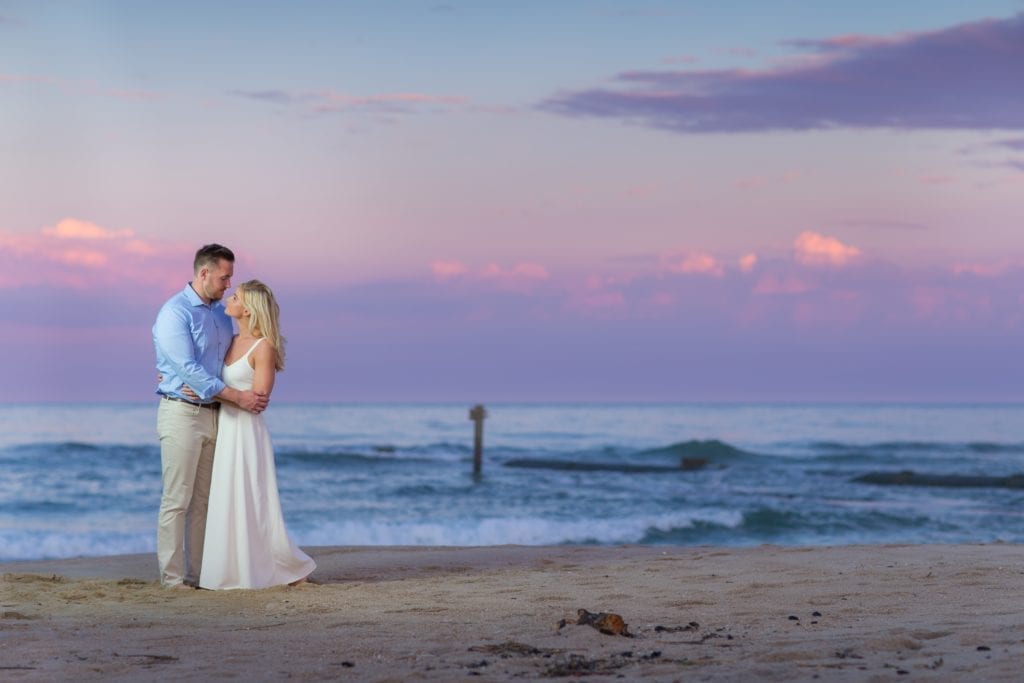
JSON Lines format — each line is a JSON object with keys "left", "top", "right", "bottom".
{"left": 199, "top": 259, "right": 233, "bottom": 302}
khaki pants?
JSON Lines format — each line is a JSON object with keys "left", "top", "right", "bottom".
{"left": 156, "top": 399, "right": 218, "bottom": 586}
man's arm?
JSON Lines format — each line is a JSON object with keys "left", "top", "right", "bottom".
{"left": 154, "top": 307, "right": 226, "bottom": 401}
{"left": 177, "top": 377, "right": 269, "bottom": 413}
{"left": 216, "top": 385, "right": 269, "bottom": 413}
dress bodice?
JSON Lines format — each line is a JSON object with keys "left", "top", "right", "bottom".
{"left": 222, "top": 338, "right": 263, "bottom": 391}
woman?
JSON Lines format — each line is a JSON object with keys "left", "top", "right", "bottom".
{"left": 194, "top": 280, "right": 316, "bottom": 590}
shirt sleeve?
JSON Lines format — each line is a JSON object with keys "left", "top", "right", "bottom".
{"left": 153, "top": 306, "right": 227, "bottom": 401}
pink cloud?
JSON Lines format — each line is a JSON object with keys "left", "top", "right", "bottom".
{"left": 479, "top": 262, "right": 551, "bottom": 293}
{"left": 430, "top": 260, "right": 550, "bottom": 292}
{"left": 43, "top": 218, "right": 133, "bottom": 240}
{"left": 0, "top": 73, "right": 58, "bottom": 86}
{"left": 54, "top": 248, "right": 108, "bottom": 267}
{"left": 0, "top": 219, "right": 189, "bottom": 292}
{"left": 952, "top": 261, "right": 1013, "bottom": 277}
{"left": 124, "top": 239, "right": 159, "bottom": 256}
{"left": 793, "top": 231, "right": 862, "bottom": 266}
{"left": 0, "top": 231, "right": 34, "bottom": 256}
{"left": 662, "top": 251, "right": 724, "bottom": 277}
{"left": 406, "top": 250, "right": 1015, "bottom": 342}
{"left": 738, "top": 253, "right": 758, "bottom": 272}
{"left": 565, "top": 276, "right": 626, "bottom": 312}
{"left": 481, "top": 262, "right": 550, "bottom": 281}
{"left": 431, "top": 260, "right": 469, "bottom": 280}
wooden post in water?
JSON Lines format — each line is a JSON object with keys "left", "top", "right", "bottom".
{"left": 469, "top": 404, "right": 487, "bottom": 476}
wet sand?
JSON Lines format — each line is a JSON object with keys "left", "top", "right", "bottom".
{"left": 2, "top": 544, "right": 1022, "bottom": 681}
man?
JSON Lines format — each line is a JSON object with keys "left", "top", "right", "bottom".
{"left": 152, "top": 244, "right": 268, "bottom": 588}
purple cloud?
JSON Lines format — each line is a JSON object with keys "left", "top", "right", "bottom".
{"left": 231, "top": 89, "right": 301, "bottom": 105}
{"left": 232, "top": 88, "right": 468, "bottom": 115}
{"left": 995, "top": 137, "right": 1024, "bottom": 150}
{"left": 6, "top": 247, "right": 1024, "bottom": 402}
{"left": 542, "top": 13, "right": 1024, "bottom": 133}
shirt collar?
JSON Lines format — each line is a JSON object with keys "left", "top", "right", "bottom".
{"left": 184, "top": 282, "right": 211, "bottom": 308}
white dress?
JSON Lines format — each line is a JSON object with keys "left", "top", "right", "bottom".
{"left": 199, "top": 338, "right": 316, "bottom": 589}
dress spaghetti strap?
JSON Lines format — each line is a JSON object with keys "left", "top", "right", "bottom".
{"left": 241, "top": 337, "right": 264, "bottom": 359}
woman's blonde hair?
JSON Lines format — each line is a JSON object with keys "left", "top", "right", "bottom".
{"left": 238, "top": 279, "right": 286, "bottom": 371}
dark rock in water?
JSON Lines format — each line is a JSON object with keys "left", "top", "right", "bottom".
{"left": 639, "top": 439, "right": 751, "bottom": 460}
{"left": 504, "top": 459, "right": 680, "bottom": 473}
{"left": 504, "top": 455, "right": 723, "bottom": 473}
{"left": 853, "top": 470, "right": 1024, "bottom": 489}
{"left": 504, "top": 439, "right": 745, "bottom": 474}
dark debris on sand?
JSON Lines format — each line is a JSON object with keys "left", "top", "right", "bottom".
{"left": 557, "top": 608, "right": 632, "bottom": 636}
{"left": 545, "top": 650, "right": 667, "bottom": 677}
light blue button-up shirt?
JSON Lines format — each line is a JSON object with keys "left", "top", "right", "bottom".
{"left": 153, "top": 283, "right": 234, "bottom": 402}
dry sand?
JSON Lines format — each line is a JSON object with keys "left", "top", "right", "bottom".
{"left": 1, "top": 544, "right": 1022, "bottom": 681}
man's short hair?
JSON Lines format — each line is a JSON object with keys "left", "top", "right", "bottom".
{"left": 193, "top": 244, "right": 235, "bottom": 273}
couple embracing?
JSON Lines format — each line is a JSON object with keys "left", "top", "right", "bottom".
{"left": 152, "top": 244, "right": 315, "bottom": 590}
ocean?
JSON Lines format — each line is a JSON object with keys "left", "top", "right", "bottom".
{"left": 1, "top": 403, "right": 1022, "bottom": 562}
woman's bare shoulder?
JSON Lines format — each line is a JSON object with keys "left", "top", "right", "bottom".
{"left": 251, "top": 337, "right": 278, "bottom": 364}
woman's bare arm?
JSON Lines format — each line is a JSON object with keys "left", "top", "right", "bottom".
{"left": 250, "top": 340, "right": 277, "bottom": 398}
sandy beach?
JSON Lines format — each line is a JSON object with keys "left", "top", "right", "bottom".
{"left": 1, "top": 544, "right": 1022, "bottom": 681}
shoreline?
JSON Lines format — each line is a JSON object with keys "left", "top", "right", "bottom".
{"left": 2, "top": 544, "right": 1022, "bottom": 680}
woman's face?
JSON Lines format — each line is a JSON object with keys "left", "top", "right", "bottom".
{"left": 224, "top": 289, "right": 246, "bottom": 319}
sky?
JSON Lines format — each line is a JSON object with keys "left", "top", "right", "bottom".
{"left": 2, "top": 0, "right": 1023, "bottom": 403}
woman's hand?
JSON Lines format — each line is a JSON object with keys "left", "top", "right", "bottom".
{"left": 182, "top": 385, "right": 201, "bottom": 401}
